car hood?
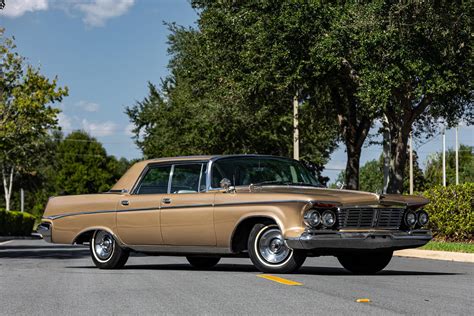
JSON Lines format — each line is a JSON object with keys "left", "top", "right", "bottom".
{"left": 236, "top": 185, "right": 429, "bottom": 207}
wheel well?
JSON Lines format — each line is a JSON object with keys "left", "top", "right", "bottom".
{"left": 73, "top": 230, "right": 95, "bottom": 245}
{"left": 231, "top": 217, "right": 276, "bottom": 253}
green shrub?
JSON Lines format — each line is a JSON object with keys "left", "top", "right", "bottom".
{"left": 0, "top": 209, "right": 36, "bottom": 236}
{"left": 422, "top": 183, "right": 473, "bottom": 241}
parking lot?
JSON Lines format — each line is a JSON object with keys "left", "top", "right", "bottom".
{"left": 0, "top": 239, "right": 473, "bottom": 315}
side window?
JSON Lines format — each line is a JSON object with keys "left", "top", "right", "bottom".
{"left": 136, "top": 165, "right": 171, "bottom": 194}
{"left": 170, "top": 164, "right": 202, "bottom": 194}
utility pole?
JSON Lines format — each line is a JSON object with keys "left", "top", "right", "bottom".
{"left": 442, "top": 127, "right": 446, "bottom": 187}
{"left": 293, "top": 95, "right": 299, "bottom": 160}
{"left": 20, "top": 188, "right": 24, "bottom": 212}
{"left": 409, "top": 132, "right": 413, "bottom": 195}
{"left": 455, "top": 127, "right": 459, "bottom": 185}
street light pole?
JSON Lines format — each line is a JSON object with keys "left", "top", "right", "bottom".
{"left": 409, "top": 132, "right": 413, "bottom": 195}
{"left": 455, "top": 127, "right": 459, "bottom": 185}
{"left": 442, "top": 127, "right": 446, "bottom": 187}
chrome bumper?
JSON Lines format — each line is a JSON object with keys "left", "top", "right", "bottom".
{"left": 37, "top": 222, "right": 52, "bottom": 243}
{"left": 286, "top": 230, "right": 432, "bottom": 251}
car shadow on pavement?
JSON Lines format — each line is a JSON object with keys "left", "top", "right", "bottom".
{"left": 0, "top": 246, "right": 90, "bottom": 259}
{"left": 297, "top": 266, "right": 462, "bottom": 276}
{"left": 64, "top": 263, "right": 462, "bottom": 276}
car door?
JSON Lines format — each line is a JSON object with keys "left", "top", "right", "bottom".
{"left": 116, "top": 164, "right": 170, "bottom": 245}
{"left": 160, "top": 162, "right": 216, "bottom": 246}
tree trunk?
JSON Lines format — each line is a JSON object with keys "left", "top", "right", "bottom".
{"left": 382, "top": 115, "right": 390, "bottom": 193}
{"left": 2, "top": 165, "right": 14, "bottom": 211}
{"left": 345, "top": 142, "right": 361, "bottom": 190}
{"left": 386, "top": 128, "right": 410, "bottom": 194}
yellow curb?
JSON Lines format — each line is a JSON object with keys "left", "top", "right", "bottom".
{"left": 394, "top": 249, "right": 474, "bottom": 263}
{"left": 257, "top": 274, "right": 303, "bottom": 286}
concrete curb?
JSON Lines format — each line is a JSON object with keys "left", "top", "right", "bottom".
{"left": 394, "top": 249, "right": 474, "bottom": 263}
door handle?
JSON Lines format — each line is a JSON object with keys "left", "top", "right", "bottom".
{"left": 162, "top": 198, "right": 172, "bottom": 204}
{"left": 121, "top": 200, "right": 129, "bottom": 206}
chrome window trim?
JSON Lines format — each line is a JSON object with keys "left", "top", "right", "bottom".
{"left": 132, "top": 160, "right": 210, "bottom": 195}
{"left": 167, "top": 164, "right": 174, "bottom": 194}
{"left": 206, "top": 155, "right": 317, "bottom": 191}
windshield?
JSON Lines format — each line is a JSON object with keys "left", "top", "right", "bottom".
{"left": 211, "top": 157, "right": 321, "bottom": 188}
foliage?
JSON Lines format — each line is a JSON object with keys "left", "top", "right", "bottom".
{"left": 0, "top": 131, "right": 130, "bottom": 217}
{"left": 425, "top": 144, "right": 473, "bottom": 187}
{"left": 421, "top": 241, "right": 474, "bottom": 253}
{"left": 126, "top": 2, "right": 340, "bottom": 177}
{"left": 53, "top": 131, "right": 128, "bottom": 195}
{"left": 0, "top": 209, "right": 35, "bottom": 236}
{"left": 422, "top": 184, "right": 473, "bottom": 242}
{"left": 359, "top": 160, "right": 383, "bottom": 193}
{"left": 0, "top": 28, "right": 68, "bottom": 210}
{"left": 334, "top": 151, "right": 425, "bottom": 193}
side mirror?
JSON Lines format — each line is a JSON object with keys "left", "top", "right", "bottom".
{"left": 336, "top": 181, "right": 345, "bottom": 190}
{"left": 220, "top": 178, "right": 234, "bottom": 193}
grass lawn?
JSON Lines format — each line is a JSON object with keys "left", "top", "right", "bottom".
{"left": 421, "top": 241, "right": 474, "bottom": 253}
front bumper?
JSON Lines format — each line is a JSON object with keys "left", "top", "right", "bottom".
{"left": 37, "top": 222, "right": 52, "bottom": 243}
{"left": 285, "top": 230, "right": 432, "bottom": 251}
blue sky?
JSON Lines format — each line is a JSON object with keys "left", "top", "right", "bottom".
{"left": 1, "top": 0, "right": 472, "bottom": 183}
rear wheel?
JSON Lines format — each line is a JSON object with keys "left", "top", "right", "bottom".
{"left": 248, "top": 224, "right": 306, "bottom": 273}
{"left": 90, "top": 230, "right": 129, "bottom": 269}
{"left": 337, "top": 251, "right": 393, "bottom": 274}
{"left": 186, "top": 256, "right": 220, "bottom": 269}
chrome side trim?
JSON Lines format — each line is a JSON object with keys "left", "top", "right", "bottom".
{"left": 213, "top": 199, "right": 312, "bottom": 207}
{"left": 44, "top": 200, "right": 316, "bottom": 220}
{"left": 160, "top": 203, "right": 213, "bottom": 210}
{"left": 128, "top": 245, "right": 231, "bottom": 254}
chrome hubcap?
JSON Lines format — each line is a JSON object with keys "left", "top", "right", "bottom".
{"left": 94, "top": 231, "right": 114, "bottom": 261}
{"left": 258, "top": 227, "right": 291, "bottom": 264}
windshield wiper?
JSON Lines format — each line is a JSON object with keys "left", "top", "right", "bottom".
{"left": 251, "top": 180, "right": 288, "bottom": 186}
{"left": 250, "top": 181, "right": 323, "bottom": 187}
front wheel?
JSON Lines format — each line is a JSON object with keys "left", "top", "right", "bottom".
{"left": 248, "top": 224, "right": 306, "bottom": 273}
{"left": 90, "top": 230, "right": 129, "bottom": 269}
{"left": 337, "top": 251, "right": 393, "bottom": 274}
{"left": 186, "top": 256, "right": 220, "bottom": 269}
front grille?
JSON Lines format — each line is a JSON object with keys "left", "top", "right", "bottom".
{"left": 337, "top": 208, "right": 404, "bottom": 229}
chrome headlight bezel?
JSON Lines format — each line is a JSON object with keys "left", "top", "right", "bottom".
{"left": 303, "top": 209, "right": 321, "bottom": 228}
{"left": 321, "top": 210, "right": 337, "bottom": 228}
{"left": 417, "top": 210, "right": 429, "bottom": 227}
{"left": 404, "top": 211, "right": 417, "bottom": 228}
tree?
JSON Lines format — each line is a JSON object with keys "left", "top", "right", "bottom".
{"left": 344, "top": 151, "right": 425, "bottom": 193}
{"left": 425, "top": 144, "right": 473, "bottom": 187}
{"left": 0, "top": 29, "right": 68, "bottom": 210}
{"left": 54, "top": 131, "right": 126, "bottom": 195}
{"left": 127, "top": 4, "right": 339, "bottom": 169}
{"left": 350, "top": 2, "right": 473, "bottom": 193}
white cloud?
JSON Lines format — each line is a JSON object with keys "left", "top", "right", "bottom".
{"left": 82, "top": 119, "right": 118, "bottom": 137}
{"left": 0, "top": 0, "right": 135, "bottom": 27}
{"left": 76, "top": 100, "right": 100, "bottom": 112}
{"left": 0, "top": 0, "right": 48, "bottom": 17}
{"left": 57, "top": 112, "right": 72, "bottom": 131}
{"left": 75, "top": 0, "right": 135, "bottom": 27}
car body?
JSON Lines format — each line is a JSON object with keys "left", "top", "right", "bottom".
{"left": 38, "top": 155, "right": 432, "bottom": 273}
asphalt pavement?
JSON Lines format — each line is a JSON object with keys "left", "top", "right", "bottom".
{"left": 0, "top": 239, "right": 473, "bottom": 315}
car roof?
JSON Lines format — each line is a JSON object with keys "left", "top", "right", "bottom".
{"left": 141, "top": 154, "right": 295, "bottom": 164}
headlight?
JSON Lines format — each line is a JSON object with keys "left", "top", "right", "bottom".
{"left": 418, "top": 210, "right": 429, "bottom": 226}
{"left": 304, "top": 209, "right": 321, "bottom": 228}
{"left": 321, "top": 210, "right": 336, "bottom": 228}
{"left": 404, "top": 211, "right": 417, "bottom": 228}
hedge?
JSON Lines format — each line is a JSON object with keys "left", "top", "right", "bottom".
{"left": 0, "top": 209, "right": 36, "bottom": 236}
{"left": 422, "top": 183, "right": 473, "bottom": 242}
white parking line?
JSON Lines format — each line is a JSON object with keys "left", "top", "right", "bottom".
{"left": 0, "top": 240, "right": 13, "bottom": 246}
